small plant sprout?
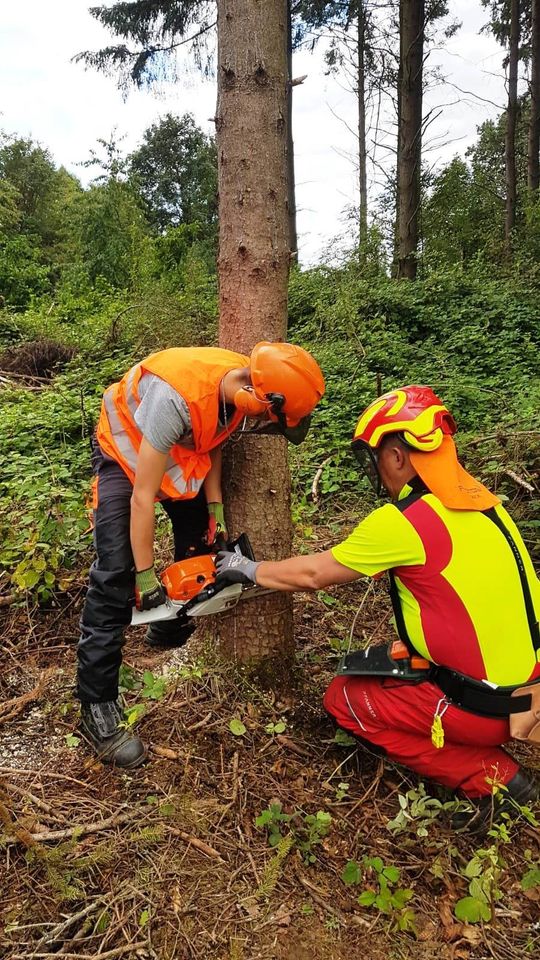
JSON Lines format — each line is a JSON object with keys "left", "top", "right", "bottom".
{"left": 255, "top": 802, "right": 293, "bottom": 847}
{"left": 265, "top": 719, "right": 287, "bottom": 736}
{"left": 335, "top": 781, "right": 350, "bottom": 802}
{"left": 386, "top": 783, "right": 455, "bottom": 837}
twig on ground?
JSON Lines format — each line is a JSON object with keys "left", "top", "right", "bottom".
{"left": 310, "top": 455, "right": 333, "bottom": 504}
{"left": 166, "top": 826, "right": 226, "bottom": 863}
{"left": 504, "top": 469, "right": 535, "bottom": 493}
{"left": 275, "top": 734, "right": 311, "bottom": 758}
{"left": 16, "top": 942, "right": 149, "bottom": 960}
{"left": 32, "top": 900, "right": 103, "bottom": 951}
{"left": 10, "top": 807, "right": 133, "bottom": 843}
{"left": 0, "top": 668, "right": 55, "bottom": 723}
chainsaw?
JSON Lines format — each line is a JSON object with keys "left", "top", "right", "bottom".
{"left": 131, "top": 534, "right": 265, "bottom": 626}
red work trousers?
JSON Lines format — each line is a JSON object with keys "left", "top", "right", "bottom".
{"left": 323, "top": 675, "right": 519, "bottom": 797}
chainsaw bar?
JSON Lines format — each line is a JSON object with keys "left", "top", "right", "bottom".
{"left": 131, "top": 582, "right": 274, "bottom": 626}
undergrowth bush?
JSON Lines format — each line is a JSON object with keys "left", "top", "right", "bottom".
{"left": 0, "top": 260, "right": 538, "bottom": 600}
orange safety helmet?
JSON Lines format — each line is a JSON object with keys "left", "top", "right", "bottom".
{"left": 235, "top": 341, "right": 325, "bottom": 445}
{"left": 352, "top": 385, "right": 457, "bottom": 494}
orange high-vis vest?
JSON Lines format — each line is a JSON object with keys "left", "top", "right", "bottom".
{"left": 96, "top": 347, "right": 249, "bottom": 500}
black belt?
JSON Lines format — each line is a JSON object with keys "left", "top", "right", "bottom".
{"left": 433, "top": 667, "right": 534, "bottom": 718}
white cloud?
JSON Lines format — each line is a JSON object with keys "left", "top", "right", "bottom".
{"left": 0, "top": 0, "right": 509, "bottom": 264}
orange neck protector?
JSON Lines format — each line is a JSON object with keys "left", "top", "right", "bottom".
{"left": 409, "top": 436, "right": 500, "bottom": 511}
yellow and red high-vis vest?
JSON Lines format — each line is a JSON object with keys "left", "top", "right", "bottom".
{"left": 392, "top": 491, "right": 540, "bottom": 687}
{"left": 96, "top": 347, "right": 249, "bottom": 500}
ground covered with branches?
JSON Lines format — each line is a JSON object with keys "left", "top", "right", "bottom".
{"left": 1, "top": 553, "right": 539, "bottom": 960}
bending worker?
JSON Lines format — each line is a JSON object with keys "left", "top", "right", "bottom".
{"left": 78, "top": 341, "right": 325, "bottom": 768}
{"left": 216, "top": 386, "right": 539, "bottom": 829}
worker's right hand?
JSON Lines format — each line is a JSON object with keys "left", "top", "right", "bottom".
{"left": 215, "top": 550, "right": 260, "bottom": 587}
{"left": 135, "top": 566, "right": 167, "bottom": 611}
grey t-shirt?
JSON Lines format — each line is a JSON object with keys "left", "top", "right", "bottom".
{"left": 134, "top": 374, "right": 193, "bottom": 453}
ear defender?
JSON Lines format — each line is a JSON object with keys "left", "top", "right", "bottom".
{"left": 233, "top": 386, "right": 269, "bottom": 416}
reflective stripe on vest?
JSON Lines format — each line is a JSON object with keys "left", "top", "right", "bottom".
{"left": 392, "top": 494, "right": 540, "bottom": 687}
{"left": 101, "top": 380, "right": 200, "bottom": 498}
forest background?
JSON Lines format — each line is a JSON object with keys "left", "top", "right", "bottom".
{"left": 0, "top": 1, "right": 539, "bottom": 958}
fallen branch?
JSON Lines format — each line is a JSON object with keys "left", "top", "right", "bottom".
{"left": 17, "top": 942, "right": 148, "bottom": 960}
{"left": 166, "top": 826, "right": 226, "bottom": 862}
{"left": 13, "top": 807, "right": 134, "bottom": 843}
{"left": 275, "top": 734, "right": 311, "bottom": 758}
{"left": 310, "top": 455, "right": 333, "bottom": 504}
{"left": 0, "top": 669, "right": 56, "bottom": 724}
{"left": 504, "top": 469, "right": 535, "bottom": 493}
{"left": 33, "top": 899, "right": 103, "bottom": 950}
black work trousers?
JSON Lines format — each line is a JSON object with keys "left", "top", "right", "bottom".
{"left": 77, "top": 444, "right": 209, "bottom": 703}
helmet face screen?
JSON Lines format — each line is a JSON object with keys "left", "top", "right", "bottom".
{"left": 353, "top": 442, "right": 382, "bottom": 495}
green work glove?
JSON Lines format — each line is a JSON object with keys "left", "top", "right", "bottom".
{"left": 206, "top": 502, "right": 227, "bottom": 546}
{"left": 135, "top": 566, "right": 167, "bottom": 611}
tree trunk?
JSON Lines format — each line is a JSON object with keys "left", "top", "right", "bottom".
{"left": 505, "top": 0, "right": 520, "bottom": 250}
{"left": 215, "top": 0, "right": 294, "bottom": 664}
{"left": 287, "top": 0, "right": 298, "bottom": 258}
{"left": 357, "top": 1, "right": 368, "bottom": 251}
{"left": 528, "top": 0, "right": 540, "bottom": 193}
{"left": 396, "top": 0, "right": 424, "bottom": 280}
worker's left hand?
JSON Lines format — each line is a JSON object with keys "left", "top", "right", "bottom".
{"left": 215, "top": 550, "right": 260, "bottom": 586}
{"left": 205, "top": 502, "right": 227, "bottom": 546}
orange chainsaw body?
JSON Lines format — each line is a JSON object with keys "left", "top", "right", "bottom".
{"left": 161, "top": 555, "right": 217, "bottom": 603}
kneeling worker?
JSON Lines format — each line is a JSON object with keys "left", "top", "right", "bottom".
{"left": 78, "top": 341, "right": 325, "bottom": 767}
{"left": 216, "top": 386, "right": 539, "bottom": 828}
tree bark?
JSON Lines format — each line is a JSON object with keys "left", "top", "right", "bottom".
{"left": 215, "top": 0, "right": 294, "bottom": 664}
{"left": 505, "top": 0, "right": 520, "bottom": 250}
{"left": 287, "top": 0, "right": 299, "bottom": 258}
{"left": 528, "top": 0, "right": 540, "bottom": 193}
{"left": 396, "top": 0, "right": 424, "bottom": 280}
{"left": 357, "top": 1, "right": 368, "bottom": 251}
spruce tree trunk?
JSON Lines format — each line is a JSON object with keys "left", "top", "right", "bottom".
{"left": 505, "top": 0, "right": 520, "bottom": 250}
{"left": 287, "top": 0, "right": 298, "bottom": 258}
{"left": 357, "top": 2, "right": 368, "bottom": 251}
{"left": 396, "top": 0, "right": 424, "bottom": 280}
{"left": 528, "top": 0, "right": 540, "bottom": 193}
{"left": 215, "top": 0, "right": 294, "bottom": 664}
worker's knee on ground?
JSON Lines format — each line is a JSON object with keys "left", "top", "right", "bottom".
{"left": 322, "top": 675, "right": 348, "bottom": 718}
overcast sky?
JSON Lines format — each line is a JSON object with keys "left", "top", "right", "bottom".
{"left": 1, "top": 1, "right": 512, "bottom": 264}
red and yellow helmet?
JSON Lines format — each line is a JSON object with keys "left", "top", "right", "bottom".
{"left": 352, "top": 386, "right": 457, "bottom": 494}
{"left": 353, "top": 385, "right": 456, "bottom": 451}
{"left": 247, "top": 341, "right": 325, "bottom": 444}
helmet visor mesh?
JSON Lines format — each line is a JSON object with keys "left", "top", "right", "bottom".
{"left": 353, "top": 442, "right": 382, "bottom": 495}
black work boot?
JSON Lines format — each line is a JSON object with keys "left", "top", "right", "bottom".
{"left": 145, "top": 619, "right": 196, "bottom": 650}
{"left": 452, "top": 768, "right": 538, "bottom": 833}
{"left": 80, "top": 700, "right": 146, "bottom": 768}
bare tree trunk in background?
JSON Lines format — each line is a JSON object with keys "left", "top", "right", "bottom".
{"left": 287, "top": 0, "right": 298, "bottom": 258}
{"left": 528, "top": 0, "right": 540, "bottom": 193}
{"left": 215, "top": 0, "right": 294, "bottom": 664}
{"left": 396, "top": 0, "right": 424, "bottom": 280}
{"left": 357, "top": 1, "right": 368, "bottom": 251}
{"left": 505, "top": 0, "right": 520, "bottom": 251}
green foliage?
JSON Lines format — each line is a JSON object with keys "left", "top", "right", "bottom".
{"left": 387, "top": 783, "right": 456, "bottom": 838}
{"left": 454, "top": 841, "right": 508, "bottom": 924}
{"left": 256, "top": 832, "right": 295, "bottom": 899}
{"left": 341, "top": 856, "right": 416, "bottom": 932}
{"left": 255, "top": 803, "right": 332, "bottom": 864}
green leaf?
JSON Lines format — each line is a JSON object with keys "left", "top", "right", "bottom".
{"left": 521, "top": 867, "right": 540, "bottom": 891}
{"left": 138, "top": 909, "right": 150, "bottom": 927}
{"left": 341, "top": 860, "right": 362, "bottom": 886}
{"left": 274, "top": 720, "right": 287, "bottom": 734}
{"left": 358, "top": 890, "right": 376, "bottom": 906}
{"left": 65, "top": 733, "right": 80, "bottom": 748}
{"left": 382, "top": 865, "right": 400, "bottom": 884}
{"left": 333, "top": 729, "right": 356, "bottom": 746}
{"left": 454, "top": 896, "right": 491, "bottom": 923}
{"left": 229, "top": 718, "right": 247, "bottom": 736}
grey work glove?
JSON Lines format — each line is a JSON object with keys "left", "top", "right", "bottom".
{"left": 215, "top": 550, "right": 260, "bottom": 586}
